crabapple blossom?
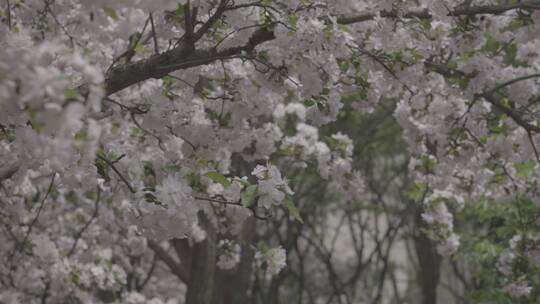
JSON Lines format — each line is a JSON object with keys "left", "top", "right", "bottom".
{"left": 1, "top": 0, "right": 540, "bottom": 302}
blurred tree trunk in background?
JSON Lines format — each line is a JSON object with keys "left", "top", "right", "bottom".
{"left": 414, "top": 208, "right": 442, "bottom": 304}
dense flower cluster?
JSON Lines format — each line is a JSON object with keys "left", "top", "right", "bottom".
{"left": 1, "top": 0, "right": 540, "bottom": 302}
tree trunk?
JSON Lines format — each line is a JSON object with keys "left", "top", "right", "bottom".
{"left": 211, "top": 217, "right": 257, "bottom": 304}
{"left": 185, "top": 213, "right": 217, "bottom": 304}
{"left": 414, "top": 209, "right": 442, "bottom": 304}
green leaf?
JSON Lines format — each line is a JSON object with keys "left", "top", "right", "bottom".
{"left": 283, "top": 196, "right": 303, "bottom": 223}
{"left": 74, "top": 130, "right": 87, "bottom": 141}
{"left": 26, "top": 109, "right": 42, "bottom": 133}
{"left": 406, "top": 183, "right": 428, "bottom": 201}
{"left": 64, "top": 88, "right": 80, "bottom": 101}
{"left": 416, "top": 154, "right": 437, "bottom": 174}
{"left": 204, "top": 172, "right": 231, "bottom": 188}
{"left": 70, "top": 269, "right": 81, "bottom": 284}
{"left": 105, "top": 260, "right": 113, "bottom": 270}
{"left": 339, "top": 61, "right": 349, "bottom": 73}
{"left": 103, "top": 7, "right": 118, "bottom": 20}
{"left": 134, "top": 43, "right": 146, "bottom": 54}
{"left": 241, "top": 185, "right": 258, "bottom": 207}
{"left": 287, "top": 15, "right": 298, "bottom": 28}
{"left": 481, "top": 34, "right": 500, "bottom": 55}
{"left": 515, "top": 160, "right": 535, "bottom": 179}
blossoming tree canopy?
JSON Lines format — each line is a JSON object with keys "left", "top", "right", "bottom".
{"left": 1, "top": 0, "right": 540, "bottom": 302}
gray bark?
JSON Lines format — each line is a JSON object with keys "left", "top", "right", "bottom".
{"left": 185, "top": 213, "right": 217, "bottom": 304}
{"left": 414, "top": 209, "right": 442, "bottom": 304}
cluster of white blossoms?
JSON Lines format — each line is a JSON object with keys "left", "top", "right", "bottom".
{"left": 255, "top": 246, "right": 287, "bottom": 277}
{"left": 134, "top": 174, "right": 199, "bottom": 240}
{"left": 252, "top": 164, "right": 294, "bottom": 209}
{"left": 216, "top": 239, "right": 241, "bottom": 270}
{"left": 1, "top": 0, "right": 540, "bottom": 302}
{"left": 495, "top": 234, "right": 540, "bottom": 299}
{"left": 503, "top": 280, "right": 533, "bottom": 299}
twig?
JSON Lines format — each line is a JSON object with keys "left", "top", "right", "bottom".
{"left": 129, "top": 111, "right": 165, "bottom": 151}
{"left": 166, "top": 125, "right": 199, "bottom": 151}
{"left": 97, "top": 154, "right": 137, "bottom": 193}
{"left": 193, "top": 0, "right": 229, "bottom": 41}
{"left": 166, "top": 74, "right": 195, "bottom": 88}
{"left": 149, "top": 12, "right": 159, "bottom": 54}
{"left": 67, "top": 187, "right": 101, "bottom": 256}
{"left": 194, "top": 196, "right": 242, "bottom": 206}
{"left": 137, "top": 255, "right": 157, "bottom": 291}
{"left": 489, "top": 73, "right": 540, "bottom": 94}
{"left": 106, "top": 16, "right": 152, "bottom": 73}
{"left": 6, "top": 0, "right": 11, "bottom": 30}
{"left": 104, "top": 97, "right": 148, "bottom": 114}
{"left": 225, "top": 2, "right": 281, "bottom": 14}
{"left": 11, "top": 173, "right": 56, "bottom": 260}
{"left": 527, "top": 130, "right": 540, "bottom": 165}
{"left": 44, "top": 1, "right": 77, "bottom": 47}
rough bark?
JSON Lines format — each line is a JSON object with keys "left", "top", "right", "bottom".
{"left": 414, "top": 209, "right": 442, "bottom": 304}
{"left": 185, "top": 213, "right": 217, "bottom": 304}
{"left": 104, "top": 28, "right": 275, "bottom": 96}
{"left": 211, "top": 217, "right": 257, "bottom": 304}
{"left": 100, "top": 1, "right": 540, "bottom": 96}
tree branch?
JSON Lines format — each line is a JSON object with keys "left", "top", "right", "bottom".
{"left": 184, "top": 1, "right": 194, "bottom": 43}
{"left": 67, "top": 187, "right": 101, "bottom": 256}
{"left": 6, "top": 0, "right": 11, "bottom": 30}
{"left": 488, "top": 73, "right": 540, "bottom": 94}
{"left": 10, "top": 173, "right": 56, "bottom": 261}
{"left": 336, "top": 0, "right": 540, "bottom": 24}
{"left": 97, "top": 154, "right": 137, "bottom": 193}
{"left": 104, "top": 27, "right": 274, "bottom": 95}
{"left": 148, "top": 240, "right": 190, "bottom": 283}
{"left": 0, "top": 162, "right": 20, "bottom": 182}
{"left": 451, "top": 0, "right": 540, "bottom": 16}
{"left": 149, "top": 12, "right": 159, "bottom": 54}
{"left": 426, "top": 62, "right": 540, "bottom": 134}
{"left": 481, "top": 92, "right": 540, "bottom": 133}
{"left": 336, "top": 9, "right": 430, "bottom": 24}
{"left": 102, "top": 1, "right": 539, "bottom": 96}
{"left": 192, "top": 0, "right": 229, "bottom": 42}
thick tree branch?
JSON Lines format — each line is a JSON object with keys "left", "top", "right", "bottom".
{"left": 336, "top": 9, "right": 430, "bottom": 24}
{"left": 0, "top": 162, "right": 20, "bottom": 182}
{"left": 185, "top": 213, "right": 217, "bottom": 304}
{"left": 336, "top": 0, "right": 540, "bottom": 24}
{"left": 481, "top": 92, "right": 540, "bottom": 133}
{"left": 101, "top": 0, "right": 539, "bottom": 96}
{"left": 451, "top": 0, "right": 540, "bottom": 15}
{"left": 105, "top": 45, "right": 195, "bottom": 95}
{"left": 148, "top": 240, "right": 190, "bottom": 283}
{"left": 104, "top": 27, "right": 274, "bottom": 95}
{"left": 170, "top": 238, "right": 192, "bottom": 274}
